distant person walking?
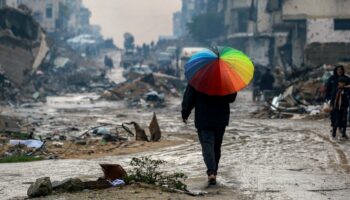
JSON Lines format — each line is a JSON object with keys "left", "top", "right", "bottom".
{"left": 325, "top": 65, "right": 349, "bottom": 101}
{"left": 252, "top": 68, "right": 262, "bottom": 101}
{"left": 330, "top": 77, "right": 349, "bottom": 139}
{"left": 104, "top": 55, "right": 114, "bottom": 70}
{"left": 326, "top": 65, "right": 350, "bottom": 139}
{"left": 259, "top": 69, "right": 275, "bottom": 101}
{"left": 182, "top": 85, "right": 237, "bottom": 185}
{"left": 259, "top": 69, "right": 275, "bottom": 91}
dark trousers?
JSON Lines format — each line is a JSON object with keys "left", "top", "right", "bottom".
{"left": 331, "top": 109, "right": 348, "bottom": 128}
{"left": 198, "top": 128, "right": 225, "bottom": 175}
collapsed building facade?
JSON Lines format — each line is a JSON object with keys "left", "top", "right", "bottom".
{"left": 0, "top": 7, "right": 49, "bottom": 86}
{"left": 220, "top": 0, "right": 350, "bottom": 69}
{"left": 0, "top": 5, "right": 113, "bottom": 104}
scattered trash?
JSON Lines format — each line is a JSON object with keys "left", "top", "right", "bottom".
{"left": 9, "top": 139, "right": 44, "bottom": 149}
{"left": 93, "top": 127, "right": 110, "bottom": 136}
{"left": 109, "top": 179, "right": 125, "bottom": 187}
{"left": 52, "top": 141, "right": 64, "bottom": 148}
{"left": 100, "top": 163, "right": 127, "bottom": 181}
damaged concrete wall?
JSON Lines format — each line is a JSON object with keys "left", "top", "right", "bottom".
{"left": 18, "top": 0, "right": 60, "bottom": 33}
{"left": 256, "top": 0, "right": 272, "bottom": 33}
{"left": 32, "top": 33, "right": 49, "bottom": 71}
{"left": 282, "top": 0, "right": 350, "bottom": 19}
{"left": 307, "top": 18, "right": 350, "bottom": 44}
{"left": 0, "top": 38, "right": 38, "bottom": 85}
{"left": 246, "top": 37, "right": 271, "bottom": 66}
{"left": 305, "top": 43, "right": 350, "bottom": 67}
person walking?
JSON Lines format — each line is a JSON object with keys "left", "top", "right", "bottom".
{"left": 325, "top": 65, "right": 350, "bottom": 134}
{"left": 325, "top": 65, "right": 349, "bottom": 101}
{"left": 330, "top": 77, "right": 350, "bottom": 139}
{"left": 259, "top": 69, "right": 275, "bottom": 101}
{"left": 182, "top": 85, "right": 237, "bottom": 185}
{"left": 181, "top": 46, "right": 254, "bottom": 185}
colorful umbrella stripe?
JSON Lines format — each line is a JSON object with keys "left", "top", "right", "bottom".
{"left": 185, "top": 46, "right": 254, "bottom": 96}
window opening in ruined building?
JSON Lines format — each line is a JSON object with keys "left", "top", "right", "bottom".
{"left": 46, "top": 4, "right": 53, "bottom": 19}
{"left": 334, "top": 19, "right": 350, "bottom": 30}
{"left": 233, "top": 9, "right": 249, "bottom": 33}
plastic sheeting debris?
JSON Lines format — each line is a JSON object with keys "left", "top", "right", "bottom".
{"left": 9, "top": 139, "right": 44, "bottom": 149}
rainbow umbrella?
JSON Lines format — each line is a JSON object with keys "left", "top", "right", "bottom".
{"left": 184, "top": 46, "right": 254, "bottom": 96}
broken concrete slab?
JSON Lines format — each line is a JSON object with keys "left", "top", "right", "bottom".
{"left": 149, "top": 113, "right": 161, "bottom": 142}
{"left": 27, "top": 177, "right": 52, "bottom": 198}
{"left": 52, "top": 178, "right": 84, "bottom": 192}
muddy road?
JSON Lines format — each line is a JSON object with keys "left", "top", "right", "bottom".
{"left": 1, "top": 88, "right": 350, "bottom": 199}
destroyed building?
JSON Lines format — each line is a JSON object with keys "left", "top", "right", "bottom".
{"left": 0, "top": 6, "right": 113, "bottom": 104}
{"left": 219, "top": 0, "right": 350, "bottom": 69}
{"left": 0, "top": 7, "right": 49, "bottom": 86}
{"left": 1, "top": 0, "right": 89, "bottom": 34}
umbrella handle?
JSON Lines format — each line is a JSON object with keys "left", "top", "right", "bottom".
{"left": 211, "top": 46, "right": 220, "bottom": 57}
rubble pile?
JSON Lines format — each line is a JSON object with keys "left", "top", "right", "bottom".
{"left": 0, "top": 7, "right": 115, "bottom": 105}
{"left": 38, "top": 38, "right": 114, "bottom": 95}
{"left": 0, "top": 7, "right": 49, "bottom": 103}
{"left": 252, "top": 63, "right": 350, "bottom": 119}
{"left": 0, "top": 112, "right": 163, "bottom": 162}
{"left": 103, "top": 73, "right": 185, "bottom": 107}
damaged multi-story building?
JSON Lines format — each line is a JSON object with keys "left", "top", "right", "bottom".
{"left": 173, "top": 0, "right": 217, "bottom": 37}
{"left": 0, "top": 0, "right": 90, "bottom": 34}
{"left": 218, "top": 0, "right": 350, "bottom": 69}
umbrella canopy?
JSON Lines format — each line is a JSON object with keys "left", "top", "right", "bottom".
{"left": 185, "top": 46, "right": 254, "bottom": 96}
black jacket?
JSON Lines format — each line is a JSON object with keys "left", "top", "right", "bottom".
{"left": 326, "top": 75, "right": 350, "bottom": 101}
{"left": 260, "top": 72, "right": 275, "bottom": 90}
{"left": 330, "top": 88, "right": 350, "bottom": 110}
{"left": 181, "top": 85, "right": 237, "bottom": 130}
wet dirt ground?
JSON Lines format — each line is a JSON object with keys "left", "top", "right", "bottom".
{"left": 1, "top": 91, "right": 350, "bottom": 199}
{"left": 1, "top": 61, "right": 350, "bottom": 199}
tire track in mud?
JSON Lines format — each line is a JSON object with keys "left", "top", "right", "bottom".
{"left": 309, "top": 130, "right": 350, "bottom": 174}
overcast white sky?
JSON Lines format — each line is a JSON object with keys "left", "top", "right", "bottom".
{"left": 83, "top": 0, "right": 181, "bottom": 48}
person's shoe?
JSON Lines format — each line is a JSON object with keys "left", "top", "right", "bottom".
{"left": 332, "top": 128, "right": 337, "bottom": 138}
{"left": 341, "top": 134, "right": 349, "bottom": 140}
{"left": 208, "top": 174, "right": 216, "bottom": 185}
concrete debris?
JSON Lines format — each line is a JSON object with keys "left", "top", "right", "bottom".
{"left": 132, "top": 122, "right": 149, "bottom": 142}
{"left": 149, "top": 113, "right": 161, "bottom": 142}
{"left": 27, "top": 177, "right": 53, "bottom": 198}
{"left": 26, "top": 163, "right": 127, "bottom": 197}
{"left": 52, "top": 178, "right": 84, "bottom": 192}
{"left": 0, "top": 8, "right": 115, "bottom": 105}
{"left": 103, "top": 73, "right": 184, "bottom": 108}
{"left": 0, "top": 8, "right": 49, "bottom": 85}
{"left": 253, "top": 63, "right": 350, "bottom": 119}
